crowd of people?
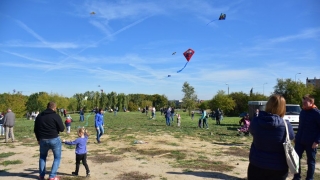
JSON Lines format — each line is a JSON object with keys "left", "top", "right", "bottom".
{"left": 1, "top": 93, "right": 319, "bottom": 180}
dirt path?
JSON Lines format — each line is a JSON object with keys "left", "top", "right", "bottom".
{"left": 0, "top": 134, "right": 297, "bottom": 180}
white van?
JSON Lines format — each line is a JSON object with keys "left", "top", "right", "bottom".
{"left": 283, "top": 104, "right": 301, "bottom": 129}
{"left": 248, "top": 101, "right": 301, "bottom": 129}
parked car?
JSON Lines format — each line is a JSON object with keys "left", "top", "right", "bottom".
{"left": 284, "top": 104, "right": 301, "bottom": 129}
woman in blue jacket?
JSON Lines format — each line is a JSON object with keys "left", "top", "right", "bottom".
{"left": 94, "top": 108, "right": 104, "bottom": 143}
{"left": 248, "top": 94, "right": 295, "bottom": 180}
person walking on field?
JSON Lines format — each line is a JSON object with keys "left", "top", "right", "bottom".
{"left": 63, "top": 127, "right": 90, "bottom": 177}
{"left": 201, "top": 109, "right": 209, "bottom": 129}
{"left": 171, "top": 107, "right": 175, "bottom": 123}
{"left": 95, "top": 108, "right": 104, "bottom": 143}
{"left": 165, "top": 107, "right": 171, "bottom": 126}
{"left": 293, "top": 94, "right": 320, "bottom": 180}
{"left": 34, "top": 102, "right": 65, "bottom": 180}
{"left": 215, "top": 108, "right": 222, "bottom": 125}
{"left": 3, "top": 108, "right": 15, "bottom": 143}
{"left": 79, "top": 108, "right": 84, "bottom": 122}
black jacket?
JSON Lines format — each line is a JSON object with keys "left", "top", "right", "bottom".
{"left": 34, "top": 108, "right": 65, "bottom": 141}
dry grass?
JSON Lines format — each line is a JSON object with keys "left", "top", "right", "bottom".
{"left": 173, "top": 159, "right": 235, "bottom": 172}
{"left": 88, "top": 155, "right": 121, "bottom": 163}
{"left": 224, "top": 147, "right": 250, "bottom": 158}
{"left": 116, "top": 171, "right": 155, "bottom": 180}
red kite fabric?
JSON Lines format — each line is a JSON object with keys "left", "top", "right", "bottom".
{"left": 177, "top": 48, "right": 195, "bottom": 73}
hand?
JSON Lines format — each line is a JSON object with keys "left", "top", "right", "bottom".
{"left": 312, "top": 142, "right": 318, "bottom": 149}
{"left": 37, "top": 141, "right": 40, "bottom": 145}
{"left": 96, "top": 127, "right": 99, "bottom": 130}
{"left": 62, "top": 139, "right": 66, "bottom": 143}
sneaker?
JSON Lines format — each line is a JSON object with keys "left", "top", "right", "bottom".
{"left": 49, "top": 176, "right": 60, "bottom": 180}
{"left": 86, "top": 172, "right": 90, "bottom": 177}
{"left": 72, "top": 172, "right": 78, "bottom": 176}
{"left": 39, "top": 176, "right": 45, "bottom": 180}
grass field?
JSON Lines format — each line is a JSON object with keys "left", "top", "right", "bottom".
{"left": 14, "top": 110, "right": 251, "bottom": 145}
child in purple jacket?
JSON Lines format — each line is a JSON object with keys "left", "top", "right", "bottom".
{"left": 63, "top": 127, "right": 90, "bottom": 177}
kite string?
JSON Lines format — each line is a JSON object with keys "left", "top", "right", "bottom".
{"left": 177, "top": 62, "right": 189, "bottom": 73}
{"left": 206, "top": 19, "right": 217, "bottom": 25}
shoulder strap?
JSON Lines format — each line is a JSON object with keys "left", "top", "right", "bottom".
{"left": 283, "top": 119, "right": 290, "bottom": 141}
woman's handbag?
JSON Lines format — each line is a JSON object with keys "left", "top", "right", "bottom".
{"left": 283, "top": 119, "right": 299, "bottom": 174}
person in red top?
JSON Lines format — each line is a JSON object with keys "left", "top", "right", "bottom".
{"left": 63, "top": 109, "right": 67, "bottom": 117}
{"left": 65, "top": 116, "right": 72, "bottom": 134}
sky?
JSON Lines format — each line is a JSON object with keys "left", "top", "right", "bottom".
{"left": 0, "top": 0, "right": 319, "bottom": 100}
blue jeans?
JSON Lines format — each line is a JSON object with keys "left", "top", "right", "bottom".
{"left": 80, "top": 115, "right": 84, "bottom": 122}
{"left": 166, "top": 117, "right": 171, "bottom": 126}
{"left": 39, "top": 137, "right": 62, "bottom": 178}
{"left": 203, "top": 118, "right": 209, "bottom": 128}
{"left": 171, "top": 113, "right": 174, "bottom": 122}
{"left": 294, "top": 142, "right": 317, "bottom": 180}
{"left": 96, "top": 125, "right": 104, "bottom": 142}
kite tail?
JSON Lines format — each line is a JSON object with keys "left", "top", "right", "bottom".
{"left": 84, "top": 113, "right": 91, "bottom": 127}
{"left": 177, "top": 62, "right": 189, "bottom": 73}
{"left": 206, "top": 19, "right": 217, "bottom": 25}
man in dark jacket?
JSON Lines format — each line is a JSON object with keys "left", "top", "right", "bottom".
{"left": 293, "top": 94, "right": 320, "bottom": 180}
{"left": 34, "top": 102, "right": 64, "bottom": 180}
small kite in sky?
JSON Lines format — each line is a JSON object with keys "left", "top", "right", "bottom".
{"left": 172, "top": 52, "right": 176, "bottom": 55}
{"left": 177, "top": 48, "right": 195, "bottom": 73}
{"left": 167, "top": 75, "right": 171, "bottom": 77}
{"left": 207, "top": 13, "right": 226, "bottom": 25}
{"left": 90, "top": 12, "right": 96, "bottom": 15}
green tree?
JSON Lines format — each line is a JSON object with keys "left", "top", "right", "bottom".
{"left": 128, "top": 101, "right": 138, "bottom": 111}
{"left": 181, "top": 82, "right": 197, "bottom": 116}
{"left": 0, "top": 93, "right": 27, "bottom": 118}
{"left": 208, "top": 90, "right": 235, "bottom": 115}
{"left": 141, "top": 100, "right": 153, "bottom": 109}
{"left": 198, "top": 100, "right": 209, "bottom": 110}
{"left": 273, "top": 78, "right": 314, "bottom": 105}
{"left": 37, "top": 92, "right": 50, "bottom": 112}
{"left": 25, "top": 93, "right": 40, "bottom": 113}
{"left": 73, "top": 93, "right": 85, "bottom": 110}
{"left": 152, "top": 94, "right": 168, "bottom": 110}
{"left": 313, "top": 88, "right": 320, "bottom": 107}
{"left": 68, "top": 97, "right": 77, "bottom": 113}
{"left": 108, "top": 91, "right": 118, "bottom": 109}
{"left": 248, "top": 93, "right": 269, "bottom": 101}
{"left": 228, "top": 91, "right": 249, "bottom": 116}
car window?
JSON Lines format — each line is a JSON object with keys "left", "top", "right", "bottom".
{"left": 286, "top": 105, "right": 301, "bottom": 115}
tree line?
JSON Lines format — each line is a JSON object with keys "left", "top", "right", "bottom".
{"left": 183, "top": 78, "right": 319, "bottom": 116}
{"left": 0, "top": 78, "right": 319, "bottom": 118}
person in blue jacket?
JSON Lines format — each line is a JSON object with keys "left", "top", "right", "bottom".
{"left": 95, "top": 108, "right": 104, "bottom": 143}
{"left": 248, "top": 94, "right": 294, "bottom": 180}
{"left": 63, "top": 127, "right": 90, "bottom": 177}
{"left": 293, "top": 94, "right": 320, "bottom": 180}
